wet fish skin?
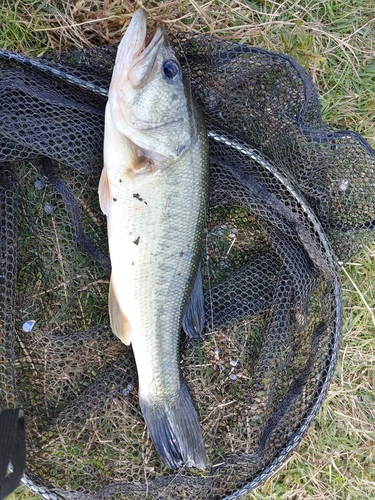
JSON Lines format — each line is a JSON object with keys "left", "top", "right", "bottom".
{"left": 98, "top": 9, "right": 208, "bottom": 469}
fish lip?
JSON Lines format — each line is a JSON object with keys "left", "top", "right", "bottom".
{"left": 122, "top": 9, "right": 147, "bottom": 54}
{"left": 137, "top": 25, "right": 165, "bottom": 61}
{"left": 129, "top": 26, "right": 168, "bottom": 87}
{"left": 112, "top": 9, "right": 148, "bottom": 79}
{"left": 123, "top": 9, "right": 165, "bottom": 59}
{"left": 113, "top": 9, "right": 168, "bottom": 88}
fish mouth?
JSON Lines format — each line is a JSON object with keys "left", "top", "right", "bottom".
{"left": 124, "top": 9, "right": 164, "bottom": 60}
{"left": 114, "top": 9, "right": 167, "bottom": 88}
{"left": 117, "top": 8, "right": 149, "bottom": 62}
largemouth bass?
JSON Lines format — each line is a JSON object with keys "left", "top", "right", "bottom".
{"left": 98, "top": 9, "right": 208, "bottom": 469}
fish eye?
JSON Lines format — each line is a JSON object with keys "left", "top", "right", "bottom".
{"left": 162, "top": 60, "right": 180, "bottom": 81}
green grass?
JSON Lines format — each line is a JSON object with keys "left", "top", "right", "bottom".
{"left": 2, "top": 0, "right": 375, "bottom": 498}
{"left": 0, "top": 0, "right": 51, "bottom": 55}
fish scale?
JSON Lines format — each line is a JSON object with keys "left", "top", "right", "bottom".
{"left": 108, "top": 157, "right": 206, "bottom": 395}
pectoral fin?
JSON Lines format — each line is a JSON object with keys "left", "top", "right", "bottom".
{"left": 182, "top": 263, "right": 205, "bottom": 339}
{"left": 98, "top": 165, "right": 111, "bottom": 216}
{"left": 109, "top": 278, "right": 132, "bottom": 345}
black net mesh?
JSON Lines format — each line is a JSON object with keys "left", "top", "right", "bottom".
{"left": 0, "top": 32, "right": 374, "bottom": 499}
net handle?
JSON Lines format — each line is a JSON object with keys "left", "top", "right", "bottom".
{"left": 0, "top": 408, "right": 26, "bottom": 500}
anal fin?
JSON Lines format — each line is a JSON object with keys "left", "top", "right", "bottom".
{"left": 182, "top": 263, "right": 205, "bottom": 339}
{"left": 109, "top": 277, "right": 132, "bottom": 345}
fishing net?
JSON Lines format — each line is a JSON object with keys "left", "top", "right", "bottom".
{"left": 0, "top": 31, "right": 374, "bottom": 499}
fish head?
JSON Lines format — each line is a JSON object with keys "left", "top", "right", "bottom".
{"left": 108, "top": 9, "right": 195, "bottom": 166}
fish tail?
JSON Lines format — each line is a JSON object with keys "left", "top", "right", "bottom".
{"left": 139, "top": 382, "right": 207, "bottom": 470}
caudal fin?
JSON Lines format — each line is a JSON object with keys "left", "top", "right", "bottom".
{"left": 139, "top": 382, "right": 207, "bottom": 470}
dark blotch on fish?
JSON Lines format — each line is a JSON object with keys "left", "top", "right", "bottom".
{"left": 133, "top": 192, "right": 147, "bottom": 205}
